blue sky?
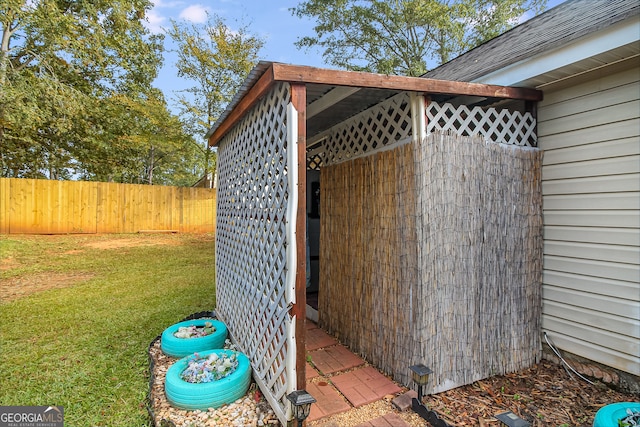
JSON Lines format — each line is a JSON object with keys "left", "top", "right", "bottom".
{"left": 147, "top": 0, "right": 565, "bottom": 112}
{"left": 148, "top": 0, "right": 326, "bottom": 110}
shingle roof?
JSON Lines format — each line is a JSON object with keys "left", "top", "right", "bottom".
{"left": 423, "top": 0, "right": 640, "bottom": 82}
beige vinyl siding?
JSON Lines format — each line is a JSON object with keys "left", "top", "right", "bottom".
{"left": 538, "top": 65, "right": 640, "bottom": 376}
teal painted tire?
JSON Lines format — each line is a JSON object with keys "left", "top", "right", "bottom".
{"left": 593, "top": 402, "right": 640, "bottom": 427}
{"left": 165, "top": 349, "right": 251, "bottom": 410}
{"left": 161, "top": 319, "right": 227, "bottom": 358}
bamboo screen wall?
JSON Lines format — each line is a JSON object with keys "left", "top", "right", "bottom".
{"left": 319, "top": 132, "right": 543, "bottom": 393}
{"left": 215, "top": 82, "right": 296, "bottom": 424}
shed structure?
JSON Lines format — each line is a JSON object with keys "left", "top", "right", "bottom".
{"left": 424, "top": 0, "right": 639, "bottom": 389}
{"left": 207, "top": 64, "right": 544, "bottom": 424}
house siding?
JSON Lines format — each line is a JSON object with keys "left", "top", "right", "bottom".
{"left": 538, "top": 65, "right": 640, "bottom": 376}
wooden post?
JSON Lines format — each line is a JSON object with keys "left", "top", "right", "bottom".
{"left": 290, "top": 82, "right": 308, "bottom": 397}
{"left": 410, "top": 92, "right": 427, "bottom": 142}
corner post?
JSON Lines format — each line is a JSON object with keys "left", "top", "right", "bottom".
{"left": 290, "top": 81, "right": 308, "bottom": 406}
{"left": 410, "top": 92, "right": 427, "bottom": 142}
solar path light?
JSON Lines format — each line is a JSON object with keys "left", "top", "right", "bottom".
{"left": 287, "top": 389, "right": 316, "bottom": 427}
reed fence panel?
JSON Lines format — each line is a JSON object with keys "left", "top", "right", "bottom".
{"left": 0, "top": 178, "right": 216, "bottom": 234}
{"left": 319, "top": 132, "right": 543, "bottom": 393}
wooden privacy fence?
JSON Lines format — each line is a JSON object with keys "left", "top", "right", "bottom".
{"left": 0, "top": 178, "right": 216, "bottom": 234}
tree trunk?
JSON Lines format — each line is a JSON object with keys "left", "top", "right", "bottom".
{"left": 147, "top": 145, "right": 154, "bottom": 184}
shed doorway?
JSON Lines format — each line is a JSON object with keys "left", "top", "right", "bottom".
{"left": 306, "top": 169, "right": 321, "bottom": 323}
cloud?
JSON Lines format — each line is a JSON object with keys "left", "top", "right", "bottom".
{"left": 179, "top": 4, "right": 211, "bottom": 23}
{"left": 145, "top": 9, "right": 166, "bottom": 34}
{"left": 151, "top": 0, "right": 185, "bottom": 7}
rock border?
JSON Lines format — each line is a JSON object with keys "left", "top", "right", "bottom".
{"left": 147, "top": 311, "right": 280, "bottom": 427}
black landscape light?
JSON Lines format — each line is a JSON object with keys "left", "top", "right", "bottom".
{"left": 409, "top": 363, "right": 433, "bottom": 401}
{"left": 495, "top": 411, "right": 531, "bottom": 427}
{"left": 287, "top": 389, "right": 316, "bottom": 427}
{"left": 408, "top": 364, "right": 451, "bottom": 427}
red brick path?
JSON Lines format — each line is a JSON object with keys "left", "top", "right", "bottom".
{"left": 305, "top": 321, "right": 407, "bottom": 424}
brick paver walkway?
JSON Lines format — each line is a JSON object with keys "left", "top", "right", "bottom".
{"left": 306, "top": 381, "right": 351, "bottom": 422}
{"left": 305, "top": 321, "right": 409, "bottom": 425}
{"left": 307, "top": 362, "right": 321, "bottom": 379}
{"left": 306, "top": 326, "right": 339, "bottom": 351}
{"left": 309, "top": 344, "right": 365, "bottom": 374}
{"left": 331, "top": 366, "right": 403, "bottom": 407}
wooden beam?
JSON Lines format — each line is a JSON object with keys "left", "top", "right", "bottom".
{"left": 289, "top": 82, "right": 308, "bottom": 394}
{"left": 271, "top": 63, "right": 543, "bottom": 102}
{"left": 307, "top": 86, "right": 361, "bottom": 118}
{"left": 208, "top": 64, "right": 276, "bottom": 147}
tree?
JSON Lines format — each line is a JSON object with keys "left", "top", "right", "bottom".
{"left": 74, "top": 91, "right": 201, "bottom": 186}
{"left": 166, "top": 13, "right": 264, "bottom": 179}
{"left": 0, "top": 0, "right": 196, "bottom": 184}
{"left": 291, "top": 0, "right": 547, "bottom": 76}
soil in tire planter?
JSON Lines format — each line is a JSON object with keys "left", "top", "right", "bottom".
{"left": 164, "top": 349, "right": 251, "bottom": 411}
{"left": 161, "top": 319, "right": 228, "bottom": 358}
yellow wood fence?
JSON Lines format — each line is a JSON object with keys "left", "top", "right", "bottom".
{"left": 0, "top": 178, "right": 216, "bottom": 234}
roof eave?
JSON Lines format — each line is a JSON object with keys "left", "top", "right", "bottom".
{"left": 207, "top": 62, "right": 542, "bottom": 147}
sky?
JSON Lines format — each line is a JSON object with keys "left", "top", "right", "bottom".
{"left": 147, "top": 0, "right": 565, "bottom": 114}
{"left": 147, "top": 0, "right": 327, "bottom": 111}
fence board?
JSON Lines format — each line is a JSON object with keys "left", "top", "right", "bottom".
{"left": 1, "top": 178, "right": 215, "bottom": 234}
{"left": 0, "top": 178, "right": 9, "bottom": 234}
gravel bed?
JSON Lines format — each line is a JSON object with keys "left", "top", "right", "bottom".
{"left": 148, "top": 338, "right": 281, "bottom": 427}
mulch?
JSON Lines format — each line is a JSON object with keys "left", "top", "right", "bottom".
{"left": 422, "top": 361, "right": 638, "bottom": 427}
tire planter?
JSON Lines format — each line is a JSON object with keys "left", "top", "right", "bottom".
{"left": 165, "top": 349, "right": 251, "bottom": 410}
{"left": 593, "top": 402, "right": 640, "bottom": 427}
{"left": 161, "top": 319, "right": 227, "bottom": 358}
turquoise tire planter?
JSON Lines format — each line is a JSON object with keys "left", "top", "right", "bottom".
{"left": 161, "top": 319, "right": 228, "bottom": 358}
{"left": 593, "top": 402, "right": 640, "bottom": 427}
{"left": 164, "top": 349, "right": 251, "bottom": 410}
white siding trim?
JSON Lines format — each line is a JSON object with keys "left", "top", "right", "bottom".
{"left": 543, "top": 136, "right": 639, "bottom": 165}
{"left": 543, "top": 332, "right": 640, "bottom": 376}
{"left": 538, "top": 63, "right": 640, "bottom": 375}
{"left": 543, "top": 270, "right": 639, "bottom": 300}
{"left": 542, "top": 173, "right": 640, "bottom": 195}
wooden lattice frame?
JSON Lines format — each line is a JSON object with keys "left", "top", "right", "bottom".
{"left": 215, "top": 82, "right": 296, "bottom": 424}
{"left": 307, "top": 96, "right": 537, "bottom": 168}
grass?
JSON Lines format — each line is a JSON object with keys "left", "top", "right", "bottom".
{"left": 0, "top": 233, "right": 216, "bottom": 426}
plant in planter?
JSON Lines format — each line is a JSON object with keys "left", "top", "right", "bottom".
{"left": 173, "top": 321, "right": 217, "bottom": 339}
{"left": 180, "top": 351, "right": 238, "bottom": 383}
{"left": 619, "top": 409, "right": 640, "bottom": 427}
{"left": 164, "top": 349, "right": 251, "bottom": 410}
{"left": 161, "top": 319, "right": 228, "bottom": 357}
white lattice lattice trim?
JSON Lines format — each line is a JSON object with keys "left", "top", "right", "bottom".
{"left": 315, "top": 92, "right": 412, "bottom": 167}
{"left": 426, "top": 102, "right": 537, "bottom": 146}
{"left": 308, "top": 96, "right": 537, "bottom": 169}
{"left": 215, "top": 81, "right": 295, "bottom": 425}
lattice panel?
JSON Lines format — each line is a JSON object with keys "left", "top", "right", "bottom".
{"left": 306, "top": 152, "right": 323, "bottom": 171}
{"left": 215, "top": 81, "right": 294, "bottom": 425}
{"left": 320, "top": 92, "right": 412, "bottom": 166}
{"left": 307, "top": 97, "right": 537, "bottom": 168}
{"left": 426, "top": 102, "right": 537, "bottom": 146}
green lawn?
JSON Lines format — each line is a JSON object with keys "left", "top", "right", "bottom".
{"left": 0, "top": 233, "right": 216, "bottom": 426}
